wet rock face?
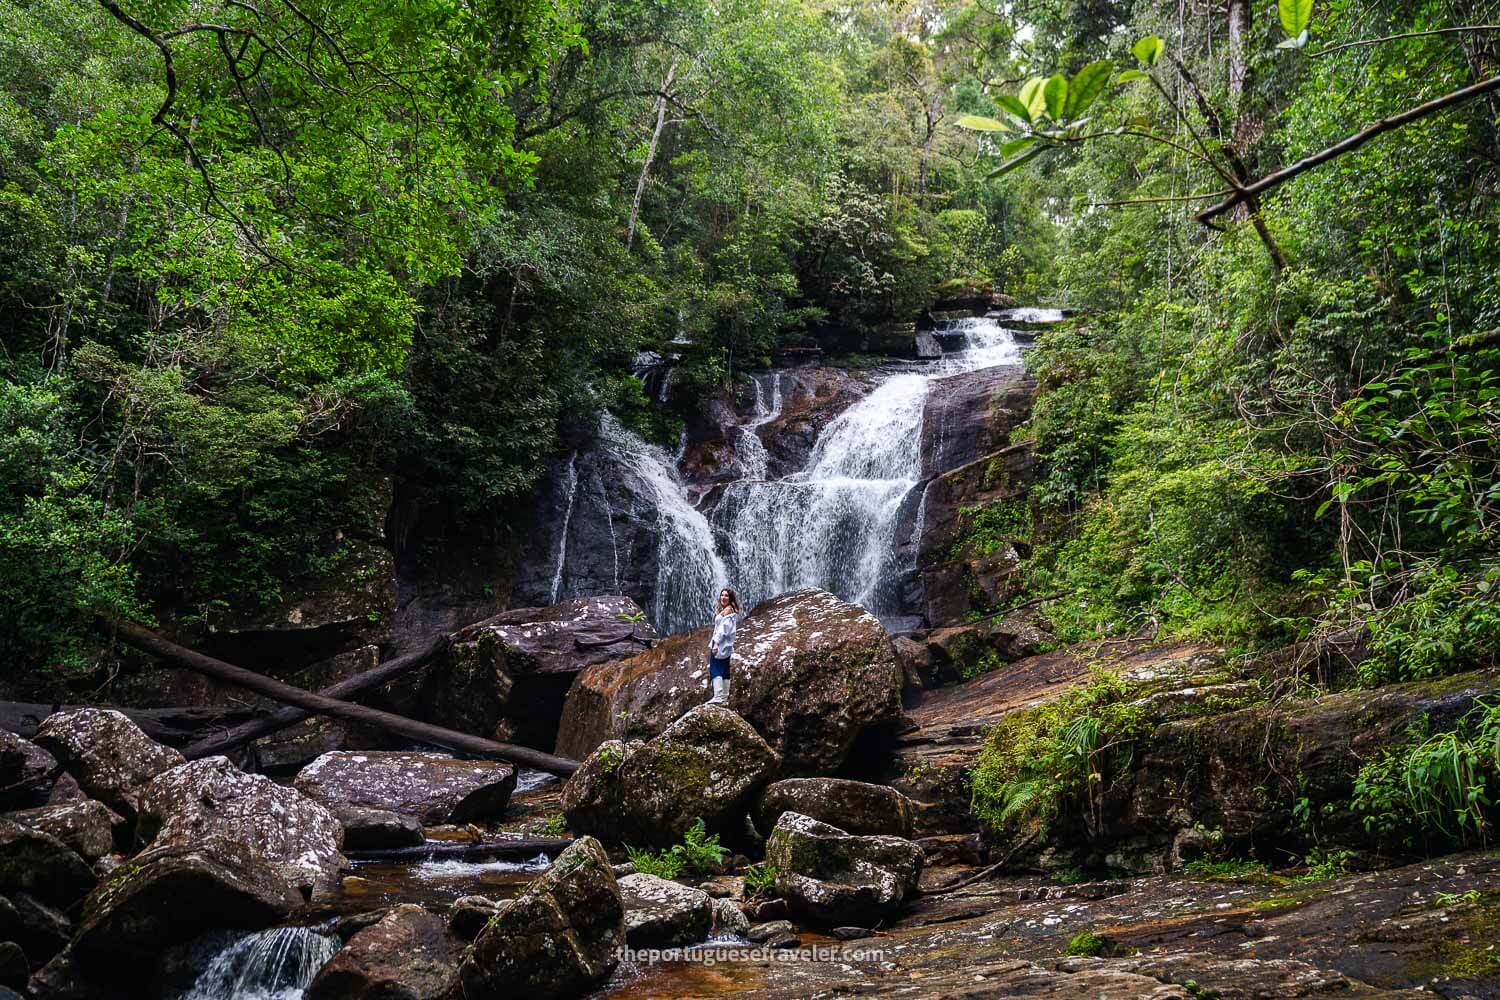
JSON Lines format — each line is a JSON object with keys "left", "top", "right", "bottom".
{"left": 32, "top": 709, "right": 184, "bottom": 818}
{"left": 0, "top": 731, "right": 57, "bottom": 809}
{"left": 307, "top": 903, "right": 459, "bottom": 1000}
{"left": 71, "top": 840, "right": 299, "bottom": 970}
{"left": 408, "top": 596, "right": 658, "bottom": 747}
{"left": 139, "top": 756, "right": 345, "bottom": 897}
{"left": 764, "top": 812, "right": 924, "bottom": 926}
{"left": 5, "top": 800, "right": 117, "bottom": 863}
{"left": 558, "top": 589, "right": 903, "bottom": 776}
{"left": 294, "top": 750, "right": 516, "bottom": 827}
{"left": 919, "top": 365, "right": 1034, "bottom": 479}
{"left": 618, "top": 873, "right": 713, "bottom": 947}
{"left": 459, "top": 836, "right": 623, "bottom": 1000}
{"left": 0, "top": 820, "right": 96, "bottom": 909}
{"left": 562, "top": 705, "right": 780, "bottom": 849}
{"left": 755, "top": 778, "right": 914, "bottom": 838}
{"left": 330, "top": 805, "right": 424, "bottom": 850}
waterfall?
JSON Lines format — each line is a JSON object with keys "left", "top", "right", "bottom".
{"left": 736, "top": 373, "right": 784, "bottom": 482}
{"left": 597, "top": 414, "right": 728, "bottom": 632}
{"left": 549, "top": 451, "right": 579, "bottom": 604}
{"left": 182, "top": 926, "right": 339, "bottom": 1000}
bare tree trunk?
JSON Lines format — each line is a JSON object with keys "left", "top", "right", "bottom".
{"left": 112, "top": 621, "right": 579, "bottom": 775}
{"left": 626, "top": 59, "right": 678, "bottom": 249}
{"left": 1227, "top": 0, "right": 1255, "bottom": 221}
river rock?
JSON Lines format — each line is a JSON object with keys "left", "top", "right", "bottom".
{"left": 139, "top": 756, "right": 344, "bottom": 897}
{"left": 459, "top": 836, "right": 623, "bottom": 1000}
{"left": 0, "top": 821, "right": 95, "bottom": 908}
{"left": 2, "top": 893, "right": 71, "bottom": 967}
{"left": 331, "top": 805, "right": 424, "bottom": 850}
{"left": 4, "top": 800, "right": 116, "bottom": 863}
{"left": 711, "top": 897, "right": 750, "bottom": 937}
{"left": 71, "top": 840, "right": 300, "bottom": 969}
{"left": 294, "top": 750, "right": 516, "bottom": 826}
{"left": 562, "top": 705, "right": 780, "bottom": 848}
{"left": 618, "top": 873, "right": 713, "bottom": 947}
{"left": 307, "top": 903, "right": 459, "bottom": 1000}
{"left": 557, "top": 589, "right": 902, "bottom": 776}
{"left": 755, "top": 779, "right": 915, "bottom": 838}
{"left": 0, "top": 732, "right": 56, "bottom": 809}
{"left": 765, "top": 812, "right": 924, "bottom": 925}
{"left": 32, "top": 709, "right": 184, "bottom": 818}
{"left": 402, "top": 596, "right": 659, "bottom": 747}
{"left": 0, "top": 941, "right": 24, "bottom": 990}
{"left": 448, "top": 895, "right": 506, "bottom": 941}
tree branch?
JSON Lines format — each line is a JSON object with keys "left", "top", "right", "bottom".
{"left": 1312, "top": 25, "right": 1500, "bottom": 58}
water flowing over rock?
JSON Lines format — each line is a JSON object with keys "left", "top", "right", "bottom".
{"left": 754, "top": 778, "right": 914, "bottom": 838}
{"left": 562, "top": 705, "right": 780, "bottom": 848}
{"left": 618, "top": 873, "right": 713, "bottom": 947}
{"left": 307, "top": 904, "right": 457, "bottom": 1000}
{"left": 764, "top": 812, "right": 924, "bottom": 925}
{"left": 140, "top": 757, "right": 345, "bottom": 897}
{"left": 458, "top": 836, "right": 623, "bottom": 1000}
{"left": 183, "top": 926, "right": 339, "bottom": 1000}
{"left": 293, "top": 750, "right": 516, "bottom": 826}
{"left": 556, "top": 589, "right": 901, "bottom": 775}
{"left": 32, "top": 709, "right": 184, "bottom": 818}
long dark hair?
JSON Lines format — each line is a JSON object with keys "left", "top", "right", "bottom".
{"left": 718, "top": 587, "right": 741, "bottom": 614}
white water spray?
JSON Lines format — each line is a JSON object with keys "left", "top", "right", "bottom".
{"left": 183, "top": 927, "right": 339, "bottom": 1000}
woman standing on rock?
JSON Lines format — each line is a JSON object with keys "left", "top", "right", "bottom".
{"left": 707, "top": 587, "right": 741, "bottom": 704}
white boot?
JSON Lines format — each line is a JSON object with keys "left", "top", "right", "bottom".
{"left": 709, "top": 676, "right": 729, "bottom": 703}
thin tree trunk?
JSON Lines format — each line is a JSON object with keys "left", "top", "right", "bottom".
{"left": 183, "top": 632, "right": 449, "bottom": 759}
{"left": 626, "top": 59, "right": 678, "bottom": 249}
{"left": 111, "top": 621, "right": 579, "bottom": 776}
{"left": 1227, "top": 0, "right": 1254, "bottom": 220}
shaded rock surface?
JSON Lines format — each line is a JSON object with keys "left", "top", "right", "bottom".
{"left": 32, "top": 709, "right": 184, "bottom": 818}
{"left": 618, "top": 873, "right": 713, "bottom": 947}
{"left": 764, "top": 812, "right": 924, "bottom": 926}
{"left": 459, "top": 836, "right": 623, "bottom": 1000}
{"left": 558, "top": 589, "right": 902, "bottom": 776}
{"left": 755, "top": 778, "right": 914, "bottom": 838}
{"left": 307, "top": 903, "right": 459, "bottom": 1000}
{"left": 294, "top": 750, "right": 516, "bottom": 826}
{"left": 0, "top": 820, "right": 95, "bottom": 908}
{"left": 331, "top": 805, "right": 424, "bottom": 850}
{"left": 0, "top": 732, "right": 56, "bottom": 809}
{"left": 140, "top": 756, "right": 345, "bottom": 896}
{"left": 5, "top": 800, "right": 116, "bottom": 863}
{"left": 562, "top": 705, "right": 779, "bottom": 848}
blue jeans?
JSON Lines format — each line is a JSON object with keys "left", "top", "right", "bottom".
{"left": 708, "top": 654, "right": 731, "bottom": 679}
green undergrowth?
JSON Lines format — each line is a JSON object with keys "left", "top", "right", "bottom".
{"left": 625, "top": 817, "right": 729, "bottom": 880}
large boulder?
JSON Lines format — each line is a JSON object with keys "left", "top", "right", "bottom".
{"left": 139, "top": 757, "right": 344, "bottom": 898}
{"left": 755, "top": 778, "right": 914, "bottom": 838}
{"left": 764, "top": 812, "right": 923, "bottom": 925}
{"left": 71, "top": 840, "right": 299, "bottom": 969}
{"left": 458, "top": 836, "right": 623, "bottom": 1000}
{"left": 293, "top": 751, "right": 516, "bottom": 826}
{"left": 558, "top": 589, "right": 903, "bottom": 776}
{"left": 562, "top": 705, "right": 780, "bottom": 848}
{"left": 2, "top": 891, "right": 73, "bottom": 966}
{"left": 618, "top": 873, "right": 713, "bottom": 947}
{"left": 5, "top": 800, "right": 117, "bottom": 863}
{"left": 0, "top": 820, "right": 95, "bottom": 908}
{"left": 331, "top": 806, "right": 424, "bottom": 850}
{"left": 307, "top": 904, "right": 459, "bottom": 1000}
{"left": 396, "top": 597, "right": 659, "bottom": 748}
{"left": 0, "top": 732, "right": 57, "bottom": 809}
{"left": 31, "top": 709, "right": 184, "bottom": 818}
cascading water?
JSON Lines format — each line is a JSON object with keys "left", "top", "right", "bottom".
{"left": 182, "top": 926, "right": 339, "bottom": 1000}
{"left": 736, "top": 373, "right": 784, "bottom": 481}
{"left": 710, "top": 317, "right": 1022, "bottom": 622}
{"left": 597, "top": 414, "right": 729, "bottom": 631}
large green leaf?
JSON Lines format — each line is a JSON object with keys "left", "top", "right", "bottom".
{"left": 1043, "top": 75, "right": 1068, "bottom": 120}
{"left": 1278, "top": 0, "right": 1313, "bottom": 37}
{"left": 956, "top": 114, "right": 1009, "bottom": 132}
{"left": 1115, "top": 69, "right": 1149, "bottom": 84}
{"left": 1019, "top": 77, "right": 1048, "bottom": 120}
{"left": 995, "top": 94, "right": 1033, "bottom": 123}
{"left": 1065, "top": 61, "right": 1112, "bottom": 118}
{"left": 999, "top": 136, "right": 1038, "bottom": 158}
{"left": 1132, "top": 35, "right": 1164, "bottom": 67}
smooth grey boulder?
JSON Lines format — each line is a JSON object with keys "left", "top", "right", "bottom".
{"left": 764, "top": 812, "right": 924, "bottom": 925}
{"left": 294, "top": 751, "right": 516, "bottom": 826}
{"left": 562, "top": 704, "right": 779, "bottom": 848}
{"left": 459, "top": 836, "right": 623, "bottom": 1000}
{"left": 755, "top": 778, "right": 915, "bottom": 839}
{"left": 32, "top": 709, "right": 183, "bottom": 818}
{"left": 618, "top": 873, "right": 713, "bottom": 948}
{"left": 139, "top": 757, "right": 344, "bottom": 897}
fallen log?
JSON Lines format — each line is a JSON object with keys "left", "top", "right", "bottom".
{"left": 183, "top": 631, "right": 449, "bottom": 760}
{"left": 0, "top": 701, "right": 257, "bottom": 745}
{"left": 111, "top": 621, "right": 579, "bottom": 777}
